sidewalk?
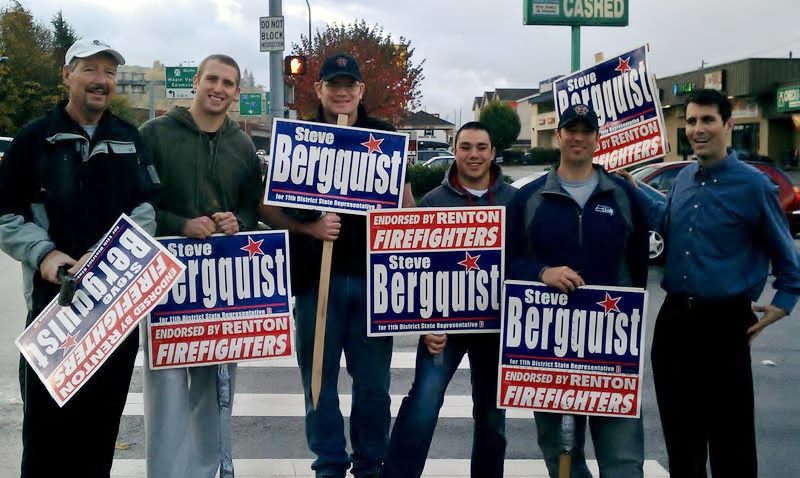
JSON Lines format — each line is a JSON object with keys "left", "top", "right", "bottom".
{"left": 111, "top": 458, "right": 670, "bottom": 478}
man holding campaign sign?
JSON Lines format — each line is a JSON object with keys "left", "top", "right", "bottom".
{"left": 506, "top": 103, "right": 650, "bottom": 477}
{"left": 0, "top": 39, "right": 162, "bottom": 477}
{"left": 138, "top": 54, "right": 264, "bottom": 478}
{"left": 260, "top": 53, "right": 414, "bottom": 478}
{"left": 380, "top": 121, "right": 515, "bottom": 478}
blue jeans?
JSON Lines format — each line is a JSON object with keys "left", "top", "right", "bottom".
{"left": 535, "top": 412, "right": 644, "bottom": 478}
{"left": 295, "top": 274, "right": 392, "bottom": 478}
{"left": 383, "top": 333, "right": 507, "bottom": 478}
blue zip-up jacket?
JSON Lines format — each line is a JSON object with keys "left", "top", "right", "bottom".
{"left": 506, "top": 165, "right": 649, "bottom": 288}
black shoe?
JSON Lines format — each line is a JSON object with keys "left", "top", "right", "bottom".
{"left": 315, "top": 473, "right": 345, "bottom": 478}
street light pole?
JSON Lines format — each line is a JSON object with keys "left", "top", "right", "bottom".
{"left": 269, "top": 0, "right": 285, "bottom": 119}
{"left": 304, "top": 0, "right": 312, "bottom": 48}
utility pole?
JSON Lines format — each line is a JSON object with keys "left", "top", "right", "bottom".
{"left": 269, "top": 0, "right": 285, "bottom": 119}
{"left": 571, "top": 26, "right": 581, "bottom": 72}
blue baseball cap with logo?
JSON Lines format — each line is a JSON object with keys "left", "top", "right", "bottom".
{"left": 319, "top": 53, "right": 362, "bottom": 82}
{"left": 558, "top": 103, "right": 599, "bottom": 131}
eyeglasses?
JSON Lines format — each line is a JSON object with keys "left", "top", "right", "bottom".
{"left": 323, "top": 81, "right": 361, "bottom": 92}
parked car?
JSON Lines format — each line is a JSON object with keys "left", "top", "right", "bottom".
{"left": 421, "top": 155, "right": 454, "bottom": 169}
{"left": 631, "top": 159, "right": 800, "bottom": 234}
{"left": 415, "top": 148, "right": 451, "bottom": 165}
{"left": 520, "top": 148, "right": 560, "bottom": 165}
{"left": 256, "top": 150, "right": 270, "bottom": 175}
{"left": 417, "top": 140, "right": 450, "bottom": 151}
{"left": 511, "top": 171, "right": 668, "bottom": 263}
{"left": 0, "top": 136, "right": 12, "bottom": 161}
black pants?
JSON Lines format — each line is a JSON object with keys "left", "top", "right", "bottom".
{"left": 20, "top": 321, "right": 139, "bottom": 478}
{"left": 651, "top": 295, "right": 758, "bottom": 478}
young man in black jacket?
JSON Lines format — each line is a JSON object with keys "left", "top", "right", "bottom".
{"left": 0, "top": 39, "right": 159, "bottom": 478}
{"left": 260, "top": 53, "right": 414, "bottom": 478}
{"left": 382, "top": 121, "right": 515, "bottom": 478}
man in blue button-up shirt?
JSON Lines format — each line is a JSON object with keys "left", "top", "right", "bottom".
{"left": 635, "top": 89, "right": 800, "bottom": 477}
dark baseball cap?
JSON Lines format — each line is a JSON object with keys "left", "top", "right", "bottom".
{"left": 319, "top": 53, "right": 362, "bottom": 82}
{"left": 558, "top": 103, "right": 599, "bottom": 131}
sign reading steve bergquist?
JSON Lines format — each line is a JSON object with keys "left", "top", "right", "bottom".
{"left": 367, "top": 206, "right": 505, "bottom": 336}
{"left": 498, "top": 281, "right": 647, "bottom": 418}
{"left": 553, "top": 45, "right": 668, "bottom": 171}
{"left": 149, "top": 231, "right": 293, "bottom": 369}
{"left": 16, "top": 215, "right": 185, "bottom": 407}
{"left": 263, "top": 118, "right": 408, "bottom": 215}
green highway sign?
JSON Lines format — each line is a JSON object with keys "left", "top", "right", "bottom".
{"left": 523, "top": 0, "right": 629, "bottom": 26}
{"left": 240, "top": 93, "right": 263, "bottom": 116}
{"left": 777, "top": 85, "right": 800, "bottom": 113}
{"left": 165, "top": 66, "right": 197, "bottom": 99}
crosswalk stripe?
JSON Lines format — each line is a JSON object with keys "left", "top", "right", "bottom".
{"left": 110, "top": 458, "right": 669, "bottom": 477}
{"left": 123, "top": 392, "right": 534, "bottom": 418}
{"left": 134, "top": 351, "right": 470, "bottom": 369}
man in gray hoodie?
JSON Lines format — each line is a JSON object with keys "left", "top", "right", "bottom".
{"left": 382, "top": 121, "right": 515, "bottom": 478}
{"left": 137, "top": 54, "right": 262, "bottom": 478}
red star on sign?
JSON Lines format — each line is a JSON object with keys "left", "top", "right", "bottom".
{"left": 361, "top": 133, "right": 384, "bottom": 155}
{"left": 58, "top": 333, "right": 79, "bottom": 354}
{"left": 457, "top": 251, "right": 481, "bottom": 272}
{"left": 614, "top": 56, "right": 632, "bottom": 74}
{"left": 240, "top": 236, "right": 264, "bottom": 257}
{"left": 596, "top": 292, "right": 622, "bottom": 315}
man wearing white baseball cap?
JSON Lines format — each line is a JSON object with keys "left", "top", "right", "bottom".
{"left": 65, "top": 38, "right": 126, "bottom": 66}
{"left": 0, "top": 38, "right": 159, "bottom": 477}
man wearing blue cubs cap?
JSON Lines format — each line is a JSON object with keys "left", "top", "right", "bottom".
{"left": 260, "top": 52, "right": 414, "bottom": 478}
{"left": 506, "top": 103, "right": 649, "bottom": 478}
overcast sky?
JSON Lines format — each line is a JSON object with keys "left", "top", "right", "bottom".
{"left": 10, "top": 0, "right": 800, "bottom": 125}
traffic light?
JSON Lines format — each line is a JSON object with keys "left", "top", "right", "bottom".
{"left": 284, "top": 55, "right": 307, "bottom": 76}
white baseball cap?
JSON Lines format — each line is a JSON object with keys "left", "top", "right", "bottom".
{"left": 64, "top": 39, "right": 125, "bottom": 65}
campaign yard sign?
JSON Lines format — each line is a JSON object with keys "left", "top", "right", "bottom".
{"left": 367, "top": 206, "right": 505, "bottom": 336}
{"left": 498, "top": 281, "right": 647, "bottom": 418}
{"left": 16, "top": 215, "right": 185, "bottom": 407}
{"left": 263, "top": 118, "right": 408, "bottom": 216}
{"left": 149, "top": 231, "right": 293, "bottom": 369}
{"left": 553, "top": 45, "right": 668, "bottom": 172}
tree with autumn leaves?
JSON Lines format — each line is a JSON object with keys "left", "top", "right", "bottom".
{"left": 288, "top": 20, "right": 424, "bottom": 125}
{"left": 0, "top": 2, "right": 82, "bottom": 135}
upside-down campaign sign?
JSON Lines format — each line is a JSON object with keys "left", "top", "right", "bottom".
{"left": 367, "top": 206, "right": 504, "bottom": 336}
{"left": 553, "top": 45, "right": 668, "bottom": 171}
{"left": 149, "top": 231, "right": 293, "bottom": 369}
{"left": 16, "top": 215, "right": 184, "bottom": 406}
{"left": 263, "top": 118, "right": 408, "bottom": 215}
{"left": 498, "top": 281, "right": 647, "bottom": 418}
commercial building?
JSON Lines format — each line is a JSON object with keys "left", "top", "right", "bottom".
{"left": 473, "top": 88, "right": 539, "bottom": 148}
{"left": 658, "top": 58, "right": 800, "bottom": 165}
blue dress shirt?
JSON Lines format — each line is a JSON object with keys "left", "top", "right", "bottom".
{"left": 638, "top": 151, "right": 800, "bottom": 313}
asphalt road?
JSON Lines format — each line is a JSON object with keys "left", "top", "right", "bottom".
{"left": 0, "top": 163, "right": 797, "bottom": 477}
{"left": 1, "top": 252, "right": 798, "bottom": 476}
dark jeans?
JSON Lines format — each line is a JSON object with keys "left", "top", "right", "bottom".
{"left": 652, "top": 294, "right": 758, "bottom": 478}
{"left": 382, "top": 333, "right": 507, "bottom": 478}
{"left": 20, "top": 317, "right": 139, "bottom": 477}
{"left": 295, "top": 275, "right": 393, "bottom": 478}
